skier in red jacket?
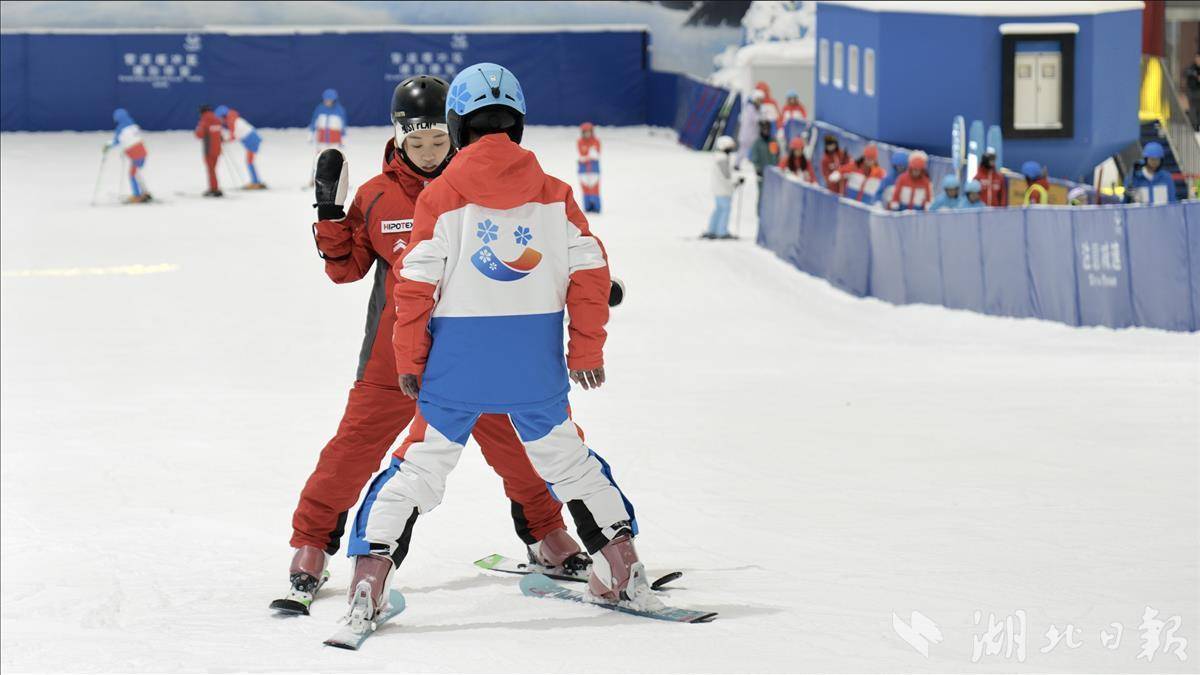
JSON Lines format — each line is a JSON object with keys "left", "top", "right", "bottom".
{"left": 275, "top": 76, "right": 587, "bottom": 615}
{"left": 194, "top": 105, "right": 223, "bottom": 197}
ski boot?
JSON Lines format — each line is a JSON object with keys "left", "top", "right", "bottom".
{"left": 244, "top": 182, "right": 268, "bottom": 190}
{"left": 527, "top": 528, "right": 591, "bottom": 577}
{"left": 202, "top": 189, "right": 224, "bottom": 198}
{"left": 586, "top": 528, "right": 663, "bottom": 612}
{"left": 269, "top": 545, "right": 330, "bottom": 615}
{"left": 342, "top": 554, "right": 394, "bottom": 634}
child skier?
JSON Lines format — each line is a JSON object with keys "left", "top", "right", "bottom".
{"left": 577, "top": 122, "right": 602, "bottom": 213}
{"left": 215, "top": 104, "right": 266, "bottom": 189}
{"left": 1019, "top": 161, "right": 1049, "bottom": 206}
{"left": 974, "top": 149, "right": 1007, "bottom": 207}
{"left": 778, "top": 137, "right": 815, "bottom": 183}
{"left": 194, "top": 105, "right": 224, "bottom": 197}
{"left": 704, "top": 135, "right": 743, "bottom": 239}
{"left": 283, "top": 75, "right": 591, "bottom": 615}
{"left": 961, "top": 180, "right": 985, "bottom": 208}
{"left": 888, "top": 150, "right": 933, "bottom": 211}
{"left": 877, "top": 150, "right": 907, "bottom": 206}
{"left": 831, "top": 143, "right": 885, "bottom": 203}
{"left": 344, "top": 63, "right": 654, "bottom": 631}
{"left": 106, "top": 108, "right": 152, "bottom": 203}
{"left": 308, "top": 88, "right": 348, "bottom": 187}
{"left": 929, "top": 175, "right": 964, "bottom": 211}
{"left": 1125, "top": 142, "right": 1177, "bottom": 204}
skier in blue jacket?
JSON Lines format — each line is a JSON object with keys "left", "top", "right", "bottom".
{"left": 1125, "top": 142, "right": 1177, "bottom": 204}
{"left": 929, "top": 174, "right": 964, "bottom": 211}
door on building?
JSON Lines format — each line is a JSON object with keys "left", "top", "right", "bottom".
{"left": 1014, "top": 48, "right": 1063, "bottom": 130}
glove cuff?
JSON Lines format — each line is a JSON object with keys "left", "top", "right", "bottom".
{"left": 316, "top": 204, "right": 346, "bottom": 221}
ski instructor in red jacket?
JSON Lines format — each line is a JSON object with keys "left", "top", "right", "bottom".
{"left": 194, "top": 104, "right": 224, "bottom": 197}
{"left": 275, "top": 76, "right": 586, "bottom": 615}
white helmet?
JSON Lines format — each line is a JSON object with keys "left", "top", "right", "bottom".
{"left": 715, "top": 135, "right": 736, "bottom": 152}
{"left": 750, "top": 89, "right": 765, "bottom": 102}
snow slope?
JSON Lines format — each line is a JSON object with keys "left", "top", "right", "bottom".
{"left": 1, "top": 126, "right": 1197, "bottom": 673}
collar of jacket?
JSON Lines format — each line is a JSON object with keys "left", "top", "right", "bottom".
{"left": 382, "top": 138, "right": 430, "bottom": 199}
{"left": 440, "top": 133, "right": 545, "bottom": 210}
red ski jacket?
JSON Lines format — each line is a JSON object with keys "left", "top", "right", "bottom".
{"left": 312, "top": 139, "right": 432, "bottom": 386}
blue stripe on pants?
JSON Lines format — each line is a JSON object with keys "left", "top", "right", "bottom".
{"left": 347, "top": 456, "right": 403, "bottom": 556}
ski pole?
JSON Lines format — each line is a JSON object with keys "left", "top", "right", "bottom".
{"left": 117, "top": 154, "right": 127, "bottom": 202}
{"left": 90, "top": 148, "right": 111, "bottom": 206}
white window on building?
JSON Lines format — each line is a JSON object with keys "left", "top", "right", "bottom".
{"left": 848, "top": 44, "right": 859, "bottom": 93}
{"left": 864, "top": 48, "right": 876, "bottom": 96}
{"left": 833, "top": 41, "right": 844, "bottom": 89}
{"left": 819, "top": 39, "right": 829, "bottom": 85}
{"left": 1014, "top": 49, "right": 1062, "bottom": 130}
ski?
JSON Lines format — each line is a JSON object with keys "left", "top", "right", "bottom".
{"left": 322, "top": 589, "right": 406, "bottom": 650}
{"left": 475, "top": 553, "right": 682, "bottom": 591}
{"left": 519, "top": 573, "right": 716, "bottom": 623}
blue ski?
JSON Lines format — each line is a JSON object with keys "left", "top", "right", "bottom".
{"left": 519, "top": 573, "right": 716, "bottom": 623}
{"left": 323, "top": 590, "right": 406, "bottom": 650}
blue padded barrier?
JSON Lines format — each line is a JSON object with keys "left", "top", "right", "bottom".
{"left": 867, "top": 210, "right": 907, "bottom": 305}
{"left": 979, "top": 209, "right": 1034, "bottom": 319}
{"left": 1125, "top": 205, "right": 1195, "bottom": 331}
{"left": 1188, "top": 203, "right": 1200, "bottom": 332}
{"left": 938, "top": 212, "right": 986, "bottom": 314}
{"left": 756, "top": 168, "right": 1198, "bottom": 332}
{"left": 1073, "top": 207, "right": 1135, "bottom": 329}
{"left": 896, "top": 212, "right": 945, "bottom": 306}
{"left": 1025, "top": 209, "right": 1079, "bottom": 326}
{"left": 828, "top": 201, "right": 871, "bottom": 296}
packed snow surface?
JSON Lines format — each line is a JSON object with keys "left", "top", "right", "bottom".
{"left": 1, "top": 126, "right": 1197, "bottom": 673}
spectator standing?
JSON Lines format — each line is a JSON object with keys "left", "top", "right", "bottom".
{"left": 819, "top": 135, "right": 850, "bottom": 188}
{"left": 749, "top": 119, "right": 780, "bottom": 213}
{"left": 974, "top": 150, "right": 1007, "bottom": 207}
{"left": 704, "top": 135, "right": 743, "bottom": 239}
{"left": 888, "top": 150, "right": 933, "bottom": 211}
{"left": 834, "top": 144, "right": 885, "bottom": 203}
{"left": 1125, "top": 142, "right": 1177, "bottom": 204}
{"left": 1020, "top": 161, "right": 1049, "bottom": 205}
{"left": 929, "top": 175, "right": 964, "bottom": 211}
{"left": 778, "top": 137, "right": 815, "bottom": 183}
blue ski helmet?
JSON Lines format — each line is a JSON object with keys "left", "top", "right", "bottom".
{"left": 942, "top": 174, "right": 961, "bottom": 190}
{"left": 445, "top": 62, "right": 526, "bottom": 148}
{"left": 113, "top": 108, "right": 131, "bottom": 124}
{"left": 322, "top": 88, "right": 338, "bottom": 102}
{"left": 1142, "top": 142, "right": 1165, "bottom": 160}
{"left": 214, "top": 104, "right": 229, "bottom": 118}
{"left": 1020, "top": 160, "right": 1042, "bottom": 180}
{"left": 964, "top": 179, "right": 982, "bottom": 194}
{"left": 891, "top": 150, "right": 909, "bottom": 170}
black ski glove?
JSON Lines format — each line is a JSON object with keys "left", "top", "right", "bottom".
{"left": 608, "top": 278, "right": 625, "bottom": 307}
{"left": 314, "top": 148, "right": 349, "bottom": 221}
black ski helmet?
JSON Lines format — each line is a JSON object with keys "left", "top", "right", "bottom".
{"left": 390, "top": 75, "right": 454, "bottom": 179}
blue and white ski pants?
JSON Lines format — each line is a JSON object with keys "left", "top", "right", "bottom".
{"left": 350, "top": 396, "right": 636, "bottom": 563}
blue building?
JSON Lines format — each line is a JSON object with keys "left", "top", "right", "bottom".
{"left": 813, "top": 1, "right": 1143, "bottom": 180}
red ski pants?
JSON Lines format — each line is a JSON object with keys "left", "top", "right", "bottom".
{"left": 204, "top": 153, "right": 220, "bottom": 191}
{"left": 290, "top": 381, "right": 565, "bottom": 554}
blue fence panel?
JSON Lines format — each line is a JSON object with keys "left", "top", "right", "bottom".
{"left": 1, "top": 34, "right": 29, "bottom": 130}
{"left": 897, "top": 212, "right": 944, "bottom": 306}
{"left": 1188, "top": 203, "right": 1200, "bottom": 331}
{"left": 1072, "top": 207, "right": 1135, "bottom": 328}
{"left": 829, "top": 201, "right": 871, "bottom": 296}
{"left": 938, "top": 213, "right": 986, "bottom": 313}
{"left": 3, "top": 28, "right": 648, "bottom": 131}
{"left": 799, "top": 190, "right": 840, "bottom": 278}
{"left": 979, "top": 209, "right": 1034, "bottom": 318}
{"left": 868, "top": 211, "right": 906, "bottom": 305}
{"left": 1025, "top": 209, "right": 1079, "bottom": 326}
{"left": 1125, "top": 205, "right": 1194, "bottom": 331}
{"left": 647, "top": 71, "right": 681, "bottom": 128}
